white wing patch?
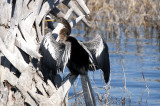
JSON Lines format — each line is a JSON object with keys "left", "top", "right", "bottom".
{"left": 43, "top": 36, "right": 56, "bottom": 59}
{"left": 61, "top": 42, "right": 71, "bottom": 73}
{"left": 96, "top": 38, "right": 104, "bottom": 57}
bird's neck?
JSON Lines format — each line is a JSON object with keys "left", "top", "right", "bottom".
{"left": 59, "top": 30, "right": 68, "bottom": 43}
{"left": 62, "top": 21, "right": 71, "bottom": 35}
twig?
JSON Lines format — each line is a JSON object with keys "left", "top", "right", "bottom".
{"left": 137, "top": 72, "right": 150, "bottom": 104}
{"left": 121, "top": 59, "right": 126, "bottom": 105}
{"left": 68, "top": 90, "right": 83, "bottom": 100}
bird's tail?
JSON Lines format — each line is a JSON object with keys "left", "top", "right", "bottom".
{"left": 80, "top": 74, "right": 96, "bottom": 106}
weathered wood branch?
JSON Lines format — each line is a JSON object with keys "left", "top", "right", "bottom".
{"left": 0, "top": 0, "right": 93, "bottom": 105}
{"left": 0, "top": 38, "right": 28, "bottom": 73}
{"left": 16, "top": 29, "right": 42, "bottom": 59}
{"left": 76, "top": 0, "right": 90, "bottom": 15}
{"left": 63, "top": 0, "right": 91, "bottom": 26}
{"left": 81, "top": 74, "right": 96, "bottom": 106}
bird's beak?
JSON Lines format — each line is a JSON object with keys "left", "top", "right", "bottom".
{"left": 44, "top": 18, "right": 56, "bottom": 22}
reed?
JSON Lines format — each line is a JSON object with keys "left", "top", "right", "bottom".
{"left": 85, "top": 0, "right": 160, "bottom": 37}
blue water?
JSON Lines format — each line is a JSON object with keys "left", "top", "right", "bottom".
{"left": 66, "top": 24, "right": 160, "bottom": 105}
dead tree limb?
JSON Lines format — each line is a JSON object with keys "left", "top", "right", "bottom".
{"left": 0, "top": 0, "right": 93, "bottom": 105}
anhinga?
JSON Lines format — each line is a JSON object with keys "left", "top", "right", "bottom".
{"left": 40, "top": 17, "right": 110, "bottom": 105}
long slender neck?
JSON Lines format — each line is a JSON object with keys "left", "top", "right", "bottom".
{"left": 59, "top": 28, "right": 68, "bottom": 43}
{"left": 61, "top": 20, "right": 71, "bottom": 35}
{"left": 59, "top": 18, "right": 71, "bottom": 43}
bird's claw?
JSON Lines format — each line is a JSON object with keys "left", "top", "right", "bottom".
{"left": 89, "top": 63, "right": 97, "bottom": 71}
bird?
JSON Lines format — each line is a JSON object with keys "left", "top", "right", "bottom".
{"left": 39, "top": 17, "right": 110, "bottom": 83}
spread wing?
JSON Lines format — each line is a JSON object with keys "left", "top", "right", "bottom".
{"left": 82, "top": 34, "right": 110, "bottom": 83}
{"left": 39, "top": 33, "right": 71, "bottom": 74}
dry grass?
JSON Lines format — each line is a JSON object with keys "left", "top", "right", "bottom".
{"left": 85, "top": 0, "right": 160, "bottom": 37}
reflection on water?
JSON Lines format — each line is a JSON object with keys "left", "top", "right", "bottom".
{"left": 107, "top": 26, "right": 160, "bottom": 106}
{"left": 68, "top": 20, "right": 160, "bottom": 105}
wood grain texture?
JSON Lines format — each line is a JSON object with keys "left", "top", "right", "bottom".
{"left": 0, "top": 0, "right": 93, "bottom": 105}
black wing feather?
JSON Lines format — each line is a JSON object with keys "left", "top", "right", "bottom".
{"left": 83, "top": 34, "right": 110, "bottom": 83}
{"left": 39, "top": 33, "right": 71, "bottom": 74}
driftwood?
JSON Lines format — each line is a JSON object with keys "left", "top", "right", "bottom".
{"left": 0, "top": 0, "right": 96, "bottom": 105}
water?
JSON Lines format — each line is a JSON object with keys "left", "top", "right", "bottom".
{"left": 108, "top": 27, "right": 160, "bottom": 105}
{"left": 67, "top": 23, "right": 160, "bottom": 105}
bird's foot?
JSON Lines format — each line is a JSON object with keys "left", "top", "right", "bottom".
{"left": 89, "top": 63, "right": 97, "bottom": 71}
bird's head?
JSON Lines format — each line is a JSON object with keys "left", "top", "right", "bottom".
{"left": 56, "top": 17, "right": 68, "bottom": 24}
{"left": 44, "top": 17, "right": 71, "bottom": 34}
{"left": 44, "top": 17, "right": 71, "bottom": 42}
{"left": 44, "top": 17, "right": 68, "bottom": 24}
{"left": 44, "top": 17, "right": 69, "bottom": 26}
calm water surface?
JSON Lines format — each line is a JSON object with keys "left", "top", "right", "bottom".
{"left": 66, "top": 22, "right": 160, "bottom": 105}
